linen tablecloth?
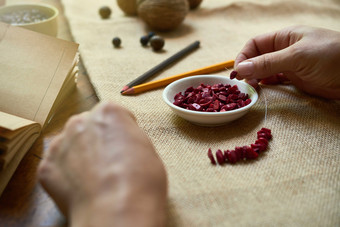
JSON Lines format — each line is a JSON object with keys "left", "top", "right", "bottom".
{"left": 61, "top": 0, "right": 340, "bottom": 226}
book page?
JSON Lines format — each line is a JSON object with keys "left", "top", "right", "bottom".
{"left": 0, "top": 132, "right": 40, "bottom": 195}
{"left": 0, "top": 111, "right": 40, "bottom": 140}
{"left": 0, "top": 22, "right": 79, "bottom": 127}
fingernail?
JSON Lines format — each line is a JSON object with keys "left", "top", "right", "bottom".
{"left": 237, "top": 61, "right": 255, "bottom": 76}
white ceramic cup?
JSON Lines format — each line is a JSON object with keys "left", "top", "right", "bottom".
{"left": 0, "top": 3, "right": 59, "bottom": 37}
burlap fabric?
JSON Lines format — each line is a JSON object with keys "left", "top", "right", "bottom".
{"left": 61, "top": 0, "right": 340, "bottom": 226}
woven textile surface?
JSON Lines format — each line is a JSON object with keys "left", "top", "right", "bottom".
{"left": 61, "top": 0, "right": 340, "bottom": 226}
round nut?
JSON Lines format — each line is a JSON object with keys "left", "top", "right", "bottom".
{"left": 117, "top": 0, "right": 137, "bottom": 15}
{"left": 140, "top": 35, "right": 149, "bottom": 46}
{"left": 99, "top": 6, "right": 111, "bottom": 19}
{"left": 138, "top": 0, "right": 189, "bottom": 31}
{"left": 150, "top": 35, "right": 165, "bottom": 51}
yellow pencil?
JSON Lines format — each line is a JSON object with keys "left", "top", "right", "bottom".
{"left": 122, "top": 59, "right": 235, "bottom": 95}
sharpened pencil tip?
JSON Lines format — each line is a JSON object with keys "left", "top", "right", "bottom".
{"left": 121, "top": 88, "right": 135, "bottom": 95}
{"left": 121, "top": 85, "right": 130, "bottom": 93}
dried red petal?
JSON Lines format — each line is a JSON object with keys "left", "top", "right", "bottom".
{"left": 257, "top": 132, "right": 267, "bottom": 139}
{"left": 208, "top": 128, "right": 272, "bottom": 165}
{"left": 256, "top": 143, "right": 267, "bottom": 152}
{"left": 185, "top": 86, "right": 194, "bottom": 92}
{"left": 216, "top": 149, "right": 225, "bottom": 165}
{"left": 238, "top": 93, "right": 246, "bottom": 100}
{"left": 230, "top": 71, "right": 238, "bottom": 79}
{"left": 208, "top": 148, "right": 216, "bottom": 165}
{"left": 258, "top": 128, "right": 272, "bottom": 140}
{"left": 226, "top": 150, "right": 238, "bottom": 164}
{"left": 256, "top": 137, "right": 268, "bottom": 146}
{"left": 213, "top": 100, "right": 220, "bottom": 110}
{"left": 251, "top": 143, "right": 263, "bottom": 153}
{"left": 223, "top": 150, "right": 229, "bottom": 161}
{"left": 235, "top": 146, "right": 245, "bottom": 160}
{"left": 245, "top": 146, "right": 259, "bottom": 159}
{"left": 260, "top": 127, "right": 271, "bottom": 133}
{"left": 174, "top": 83, "right": 251, "bottom": 112}
{"left": 218, "top": 94, "right": 227, "bottom": 102}
{"left": 225, "top": 103, "right": 237, "bottom": 111}
{"left": 244, "top": 99, "right": 252, "bottom": 105}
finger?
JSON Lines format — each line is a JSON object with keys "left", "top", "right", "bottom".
{"left": 245, "top": 78, "right": 260, "bottom": 89}
{"left": 260, "top": 75, "right": 281, "bottom": 85}
{"left": 235, "top": 46, "right": 296, "bottom": 80}
{"left": 38, "top": 161, "right": 70, "bottom": 215}
{"left": 90, "top": 101, "right": 137, "bottom": 126}
{"left": 43, "top": 133, "right": 65, "bottom": 161}
{"left": 63, "top": 113, "right": 87, "bottom": 138}
{"left": 235, "top": 25, "right": 305, "bottom": 67}
{"left": 235, "top": 29, "right": 291, "bottom": 67}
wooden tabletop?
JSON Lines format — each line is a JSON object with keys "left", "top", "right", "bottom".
{"left": 0, "top": 0, "right": 99, "bottom": 226}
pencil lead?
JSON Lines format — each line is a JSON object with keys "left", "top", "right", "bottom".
{"left": 121, "top": 88, "right": 135, "bottom": 95}
{"left": 121, "top": 85, "right": 130, "bottom": 93}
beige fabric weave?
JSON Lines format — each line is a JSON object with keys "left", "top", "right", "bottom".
{"left": 61, "top": 0, "right": 340, "bottom": 226}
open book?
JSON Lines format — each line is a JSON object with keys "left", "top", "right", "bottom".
{"left": 0, "top": 22, "right": 79, "bottom": 196}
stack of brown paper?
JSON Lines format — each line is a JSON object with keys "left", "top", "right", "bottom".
{"left": 0, "top": 22, "right": 79, "bottom": 196}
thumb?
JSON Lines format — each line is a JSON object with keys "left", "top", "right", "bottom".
{"left": 235, "top": 48, "right": 295, "bottom": 79}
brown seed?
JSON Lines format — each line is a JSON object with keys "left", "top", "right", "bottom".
{"left": 99, "top": 6, "right": 111, "bottom": 19}
{"left": 150, "top": 35, "right": 165, "bottom": 51}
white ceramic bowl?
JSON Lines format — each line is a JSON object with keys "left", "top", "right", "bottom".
{"left": 163, "top": 75, "right": 258, "bottom": 126}
{"left": 0, "top": 3, "right": 59, "bottom": 37}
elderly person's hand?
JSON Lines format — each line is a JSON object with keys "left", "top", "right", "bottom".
{"left": 233, "top": 25, "right": 340, "bottom": 99}
{"left": 38, "top": 102, "right": 167, "bottom": 227}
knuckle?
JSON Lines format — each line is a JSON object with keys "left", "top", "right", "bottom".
{"left": 101, "top": 101, "right": 122, "bottom": 113}
{"left": 100, "top": 101, "right": 136, "bottom": 121}
{"left": 64, "top": 114, "right": 85, "bottom": 130}
{"left": 47, "top": 134, "right": 64, "bottom": 155}
{"left": 37, "top": 159, "right": 51, "bottom": 182}
{"left": 288, "top": 45, "right": 304, "bottom": 69}
{"left": 261, "top": 54, "right": 273, "bottom": 74}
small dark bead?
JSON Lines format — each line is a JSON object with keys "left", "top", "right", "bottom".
{"left": 140, "top": 35, "right": 149, "bottom": 46}
{"left": 150, "top": 35, "right": 165, "bottom": 51}
{"left": 148, "top": 31, "right": 156, "bottom": 39}
{"left": 112, "top": 37, "right": 121, "bottom": 48}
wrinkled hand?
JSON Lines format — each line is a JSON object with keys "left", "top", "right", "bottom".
{"left": 234, "top": 25, "right": 340, "bottom": 99}
{"left": 38, "top": 102, "right": 167, "bottom": 227}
